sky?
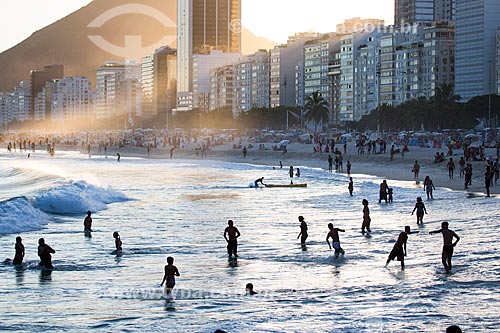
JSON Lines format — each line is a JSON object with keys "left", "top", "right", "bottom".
{"left": 0, "top": 0, "right": 394, "bottom": 53}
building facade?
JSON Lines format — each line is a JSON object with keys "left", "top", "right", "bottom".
{"left": 497, "top": 29, "right": 500, "bottom": 95}
{"left": 29, "top": 64, "right": 64, "bottom": 120}
{"left": 395, "top": 0, "right": 455, "bottom": 25}
{"left": 192, "top": 50, "right": 241, "bottom": 111}
{"left": 47, "top": 77, "right": 94, "bottom": 122}
{"left": 177, "top": 0, "right": 241, "bottom": 111}
{"left": 232, "top": 49, "right": 270, "bottom": 116}
{"left": 96, "top": 61, "right": 141, "bottom": 120}
{"left": 209, "top": 65, "right": 234, "bottom": 112}
{"left": 270, "top": 33, "right": 320, "bottom": 108}
{"left": 141, "top": 47, "right": 177, "bottom": 127}
{"left": 455, "top": 0, "right": 500, "bottom": 101}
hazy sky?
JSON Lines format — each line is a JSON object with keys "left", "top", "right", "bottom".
{"left": 0, "top": 0, "right": 394, "bottom": 53}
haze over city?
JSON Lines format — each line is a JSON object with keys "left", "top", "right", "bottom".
{"left": 0, "top": 0, "right": 394, "bottom": 53}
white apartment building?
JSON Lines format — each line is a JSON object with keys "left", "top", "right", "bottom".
{"left": 232, "top": 50, "right": 269, "bottom": 116}
{"left": 48, "top": 77, "right": 94, "bottom": 122}
{"left": 353, "top": 31, "right": 382, "bottom": 120}
{"left": 96, "top": 61, "right": 141, "bottom": 120}
{"left": 270, "top": 33, "right": 320, "bottom": 108}
{"left": 209, "top": 65, "right": 234, "bottom": 112}
{"left": 192, "top": 50, "right": 241, "bottom": 111}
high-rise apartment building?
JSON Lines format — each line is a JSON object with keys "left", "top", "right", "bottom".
{"left": 395, "top": 0, "right": 455, "bottom": 25}
{"left": 455, "top": 0, "right": 500, "bottom": 101}
{"left": 301, "top": 33, "right": 343, "bottom": 123}
{"left": 141, "top": 47, "right": 177, "bottom": 128}
{"left": 177, "top": 0, "right": 241, "bottom": 111}
{"left": 497, "top": 29, "right": 500, "bottom": 95}
{"left": 192, "top": 50, "right": 241, "bottom": 111}
{"left": 209, "top": 64, "right": 234, "bottom": 112}
{"left": 232, "top": 49, "right": 270, "bottom": 116}
{"left": 270, "top": 33, "right": 320, "bottom": 108}
{"left": 47, "top": 77, "right": 94, "bottom": 122}
{"left": 96, "top": 61, "right": 141, "bottom": 120}
{"left": 29, "top": 64, "right": 64, "bottom": 120}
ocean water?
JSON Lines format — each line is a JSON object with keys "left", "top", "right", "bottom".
{"left": 0, "top": 150, "right": 498, "bottom": 333}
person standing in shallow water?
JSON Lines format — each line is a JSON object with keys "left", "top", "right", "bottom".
{"left": 326, "top": 223, "right": 345, "bottom": 258}
{"left": 385, "top": 226, "right": 419, "bottom": 270}
{"left": 423, "top": 176, "right": 436, "bottom": 199}
{"left": 113, "top": 231, "right": 122, "bottom": 254}
{"left": 289, "top": 166, "right": 294, "bottom": 184}
{"left": 296, "top": 216, "right": 308, "bottom": 245}
{"left": 413, "top": 160, "right": 420, "bottom": 180}
{"left": 224, "top": 220, "right": 241, "bottom": 257}
{"left": 38, "top": 238, "right": 55, "bottom": 269}
{"left": 361, "top": 199, "right": 371, "bottom": 233}
{"left": 12, "top": 236, "right": 25, "bottom": 265}
{"left": 84, "top": 211, "right": 93, "bottom": 236}
{"left": 160, "top": 256, "right": 180, "bottom": 296}
{"left": 348, "top": 177, "right": 354, "bottom": 196}
{"left": 411, "top": 197, "right": 427, "bottom": 224}
{"left": 429, "top": 222, "right": 460, "bottom": 274}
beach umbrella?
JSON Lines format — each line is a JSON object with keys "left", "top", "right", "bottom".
{"left": 278, "top": 140, "right": 291, "bottom": 146}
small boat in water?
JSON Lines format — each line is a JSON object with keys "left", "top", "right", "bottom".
{"left": 265, "top": 183, "right": 307, "bottom": 188}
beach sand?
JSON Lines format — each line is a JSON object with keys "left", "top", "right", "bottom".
{"left": 40, "top": 140, "right": 499, "bottom": 197}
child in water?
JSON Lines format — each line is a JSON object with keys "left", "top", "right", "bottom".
{"left": 160, "top": 256, "right": 180, "bottom": 297}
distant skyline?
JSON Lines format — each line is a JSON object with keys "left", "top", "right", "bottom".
{"left": 0, "top": 0, "right": 394, "bottom": 53}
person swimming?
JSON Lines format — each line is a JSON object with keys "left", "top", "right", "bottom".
{"left": 245, "top": 283, "right": 257, "bottom": 295}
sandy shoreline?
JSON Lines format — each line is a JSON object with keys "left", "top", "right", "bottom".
{"left": 2, "top": 141, "right": 499, "bottom": 196}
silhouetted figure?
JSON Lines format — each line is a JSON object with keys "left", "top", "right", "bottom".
{"left": 116, "top": 153, "right": 121, "bottom": 162}
{"left": 245, "top": 283, "right": 257, "bottom": 295}
{"left": 411, "top": 197, "right": 427, "bottom": 224}
{"left": 254, "top": 177, "right": 266, "bottom": 188}
{"left": 326, "top": 223, "right": 345, "bottom": 258}
{"left": 12, "top": 236, "right": 25, "bottom": 265}
{"left": 385, "top": 226, "right": 419, "bottom": 270}
{"left": 430, "top": 222, "right": 460, "bottom": 274}
{"left": 348, "top": 177, "right": 354, "bottom": 196}
{"left": 296, "top": 216, "right": 308, "bottom": 245}
{"left": 38, "top": 238, "right": 55, "bottom": 269}
{"left": 224, "top": 220, "right": 241, "bottom": 257}
{"left": 446, "top": 325, "right": 462, "bottom": 333}
{"left": 361, "top": 199, "right": 371, "bottom": 233}
{"left": 160, "top": 256, "right": 180, "bottom": 296}
{"left": 113, "top": 231, "right": 122, "bottom": 255}
{"left": 84, "top": 210, "right": 93, "bottom": 236}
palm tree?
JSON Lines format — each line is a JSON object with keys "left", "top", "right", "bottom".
{"left": 432, "top": 83, "right": 461, "bottom": 105}
{"left": 304, "top": 90, "right": 329, "bottom": 132}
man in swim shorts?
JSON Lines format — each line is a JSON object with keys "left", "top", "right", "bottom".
{"left": 385, "top": 226, "right": 419, "bottom": 270}
{"left": 429, "top": 222, "right": 460, "bottom": 274}
{"left": 326, "top": 223, "right": 345, "bottom": 258}
{"left": 224, "top": 220, "right": 241, "bottom": 257}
